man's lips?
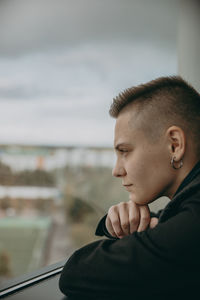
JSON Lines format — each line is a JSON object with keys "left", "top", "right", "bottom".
{"left": 123, "top": 184, "right": 133, "bottom": 190}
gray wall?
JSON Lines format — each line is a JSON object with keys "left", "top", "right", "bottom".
{"left": 178, "top": 0, "right": 200, "bottom": 92}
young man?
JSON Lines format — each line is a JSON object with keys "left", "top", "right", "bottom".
{"left": 59, "top": 76, "right": 200, "bottom": 299}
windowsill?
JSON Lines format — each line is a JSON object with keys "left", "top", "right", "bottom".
{"left": 0, "top": 260, "right": 66, "bottom": 299}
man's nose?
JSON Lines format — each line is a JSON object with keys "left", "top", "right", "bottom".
{"left": 112, "top": 162, "right": 126, "bottom": 177}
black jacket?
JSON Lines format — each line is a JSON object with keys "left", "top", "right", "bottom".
{"left": 59, "top": 161, "right": 200, "bottom": 300}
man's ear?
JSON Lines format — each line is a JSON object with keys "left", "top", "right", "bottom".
{"left": 166, "top": 125, "right": 186, "bottom": 161}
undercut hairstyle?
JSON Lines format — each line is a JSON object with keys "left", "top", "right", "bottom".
{"left": 109, "top": 76, "right": 200, "bottom": 157}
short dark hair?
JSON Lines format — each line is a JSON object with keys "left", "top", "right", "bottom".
{"left": 109, "top": 76, "right": 200, "bottom": 157}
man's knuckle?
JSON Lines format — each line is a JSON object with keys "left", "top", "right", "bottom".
{"left": 108, "top": 207, "right": 112, "bottom": 214}
{"left": 116, "top": 230, "right": 123, "bottom": 236}
{"left": 110, "top": 205, "right": 115, "bottom": 210}
{"left": 112, "top": 219, "right": 119, "bottom": 226}
{"left": 108, "top": 205, "right": 117, "bottom": 214}
{"left": 121, "top": 222, "right": 129, "bottom": 229}
{"left": 141, "top": 215, "right": 150, "bottom": 223}
{"left": 130, "top": 217, "right": 138, "bottom": 225}
{"left": 110, "top": 231, "right": 116, "bottom": 236}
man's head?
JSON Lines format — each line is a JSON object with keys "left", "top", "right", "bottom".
{"left": 110, "top": 76, "right": 200, "bottom": 204}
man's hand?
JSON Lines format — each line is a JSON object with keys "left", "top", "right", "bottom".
{"left": 106, "top": 201, "right": 158, "bottom": 239}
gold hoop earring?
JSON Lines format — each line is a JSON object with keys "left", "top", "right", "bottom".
{"left": 170, "top": 157, "right": 183, "bottom": 169}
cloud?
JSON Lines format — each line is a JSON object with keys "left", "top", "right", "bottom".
{"left": 0, "top": 97, "right": 115, "bottom": 146}
{"left": 0, "top": 0, "right": 178, "bottom": 146}
{"left": 0, "top": 0, "right": 178, "bottom": 57}
{"left": 0, "top": 42, "right": 177, "bottom": 101}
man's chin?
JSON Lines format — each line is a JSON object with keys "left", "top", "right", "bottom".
{"left": 129, "top": 194, "right": 151, "bottom": 206}
{"left": 129, "top": 194, "right": 142, "bottom": 205}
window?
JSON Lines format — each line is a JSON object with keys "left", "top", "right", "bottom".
{"left": 0, "top": 0, "right": 177, "bottom": 288}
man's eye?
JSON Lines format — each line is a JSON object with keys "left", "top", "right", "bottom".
{"left": 119, "top": 149, "right": 128, "bottom": 153}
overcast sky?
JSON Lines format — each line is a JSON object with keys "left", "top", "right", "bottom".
{"left": 0, "top": 0, "right": 178, "bottom": 147}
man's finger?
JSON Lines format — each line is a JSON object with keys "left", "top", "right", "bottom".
{"left": 118, "top": 202, "right": 130, "bottom": 236}
{"left": 128, "top": 201, "right": 140, "bottom": 234}
{"left": 149, "top": 217, "right": 159, "bottom": 229}
{"left": 106, "top": 215, "right": 118, "bottom": 237}
{"left": 107, "top": 206, "right": 124, "bottom": 238}
{"left": 137, "top": 205, "right": 151, "bottom": 232}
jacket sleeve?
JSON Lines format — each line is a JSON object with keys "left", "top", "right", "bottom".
{"left": 150, "top": 209, "right": 163, "bottom": 218}
{"left": 59, "top": 200, "right": 200, "bottom": 299}
{"left": 95, "top": 214, "right": 116, "bottom": 239}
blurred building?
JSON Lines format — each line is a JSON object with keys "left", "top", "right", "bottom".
{"left": 0, "top": 145, "right": 115, "bottom": 171}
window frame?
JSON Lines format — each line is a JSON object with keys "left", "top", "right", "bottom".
{"left": 0, "top": 260, "right": 65, "bottom": 298}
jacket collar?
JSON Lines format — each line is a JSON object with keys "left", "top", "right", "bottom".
{"left": 159, "top": 160, "right": 200, "bottom": 222}
{"left": 173, "top": 160, "right": 200, "bottom": 198}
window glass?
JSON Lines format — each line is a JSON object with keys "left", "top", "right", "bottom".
{"left": 0, "top": 0, "right": 177, "bottom": 284}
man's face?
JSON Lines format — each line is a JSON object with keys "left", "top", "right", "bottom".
{"left": 112, "top": 108, "right": 175, "bottom": 205}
